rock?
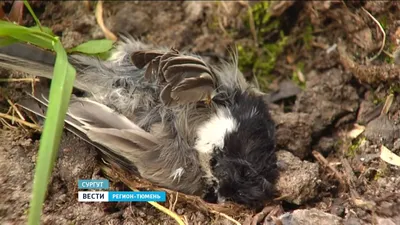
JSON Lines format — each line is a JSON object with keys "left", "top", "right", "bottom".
{"left": 376, "top": 217, "right": 397, "bottom": 225}
{"left": 364, "top": 115, "right": 400, "bottom": 149}
{"left": 344, "top": 217, "right": 364, "bottom": 225}
{"left": 273, "top": 113, "right": 313, "bottom": 159}
{"left": 264, "top": 209, "right": 342, "bottom": 225}
{"left": 357, "top": 99, "right": 382, "bottom": 125}
{"left": 294, "top": 68, "right": 359, "bottom": 136}
{"left": 316, "top": 137, "right": 336, "bottom": 155}
{"left": 330, "top": 198, "right": 346, "bottom": 217}
{"left": 275, "top": 151, "right": 320, "bottom": 205}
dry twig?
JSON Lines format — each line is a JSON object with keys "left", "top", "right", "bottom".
{"left": 243, "top": 205, "right": 282, "bottom": 225}
{"left": 250, "top": 206, "right": 275, "bottom": 225}
{"left": 341, "top": 158, "right": 360, "bottom": 199}
{"left": 0, "top": 118, "right": 15, "bottom": 129}
{"left": 95, "top": 1, "right": 118, "bottom": 41}
{"left": 83, "top": 1, "right": 91, "bottom": 11}
{"left": 0, "top": 112, "right": 41, "bottom": 130}
{"left": 247, "top": 6, "right": 258, "bottom": 46}
{"left": 237, "top": 1, "right": 258, "bottom": 46}
{"left": 312, "top": 150, "right": 347, "bottom": 190}
{"left": 171, "top": 192, "right": 179, "bottom": 212}
{"left": 0, "top": 78, "right": 40, "bottom": 83}
{"left": 210, "top": 209, "right": 241, "bottom": 225}
{"left": 361, "top": 7, "right": 386, "bottom": 62}
{"left": 338, "top": 43, "right": 400, "bottom": 84}
{"left": 145, "top": 199, "right": 186, "bottom": 225}
{"left": 7, "top": 98, "right": 25, "bottom": 121}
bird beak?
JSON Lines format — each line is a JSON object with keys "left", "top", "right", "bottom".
{"left": 217, "top": 194, "right": 226, "bottom": 204}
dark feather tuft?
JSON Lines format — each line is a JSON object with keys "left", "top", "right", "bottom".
{"left": 211, "top": 91, "right": 278, "bottom": 209}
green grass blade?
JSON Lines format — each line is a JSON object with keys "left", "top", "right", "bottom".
{"left": 27, "top": 38, "right": 76, "bottom": 225}
{"left": 0, "top": 37, "right": 20, "bottom": 47}
{"left": 29, "top": 25, "right": 56, "bottom": 36}
{"left": 23, "top": 0, "right": 43, "bottom": 31}
{"left": 6, "top": 30, "right": 54, "bottom": 50}
{"left": 0, "top": 21, "right": 55, "bottom": 50}
{"left": 68, "top": 39, "right": 114, "bottom": 54}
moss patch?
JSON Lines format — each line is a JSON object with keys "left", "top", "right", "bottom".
{"left": 347, "top": 137, "right": 366, "bottom": 158}
{"left": 237, "top": 2, "right": 288, "bottom": 90}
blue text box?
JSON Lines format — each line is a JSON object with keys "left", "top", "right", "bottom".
{"left": 78, "top": 179, "right": 109, "bottom": 189}
{"left": 108, "top": 191, "right": 166, "bottom": 202}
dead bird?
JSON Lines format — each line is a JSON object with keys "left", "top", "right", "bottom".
{"left": 0, "top": 37, "right": 278, "bottom": 209}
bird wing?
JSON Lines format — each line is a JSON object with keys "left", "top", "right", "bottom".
{"left": 18, "top": 88, "right": 161, "bottom": 173}
{"left": 130, "top": 49, "right": 216, "bottom": 106}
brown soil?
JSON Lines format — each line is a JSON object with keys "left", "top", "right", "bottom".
{"left": 1, "top": 1, "right": 400, "bottom": 225}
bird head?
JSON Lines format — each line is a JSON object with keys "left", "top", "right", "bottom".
{"left": 195, "top": 91, "right": 278, "bottom": 208}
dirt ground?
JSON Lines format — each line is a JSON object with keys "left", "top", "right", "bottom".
{"left": 1, "top": 1, "right": 400, "bottom": 225}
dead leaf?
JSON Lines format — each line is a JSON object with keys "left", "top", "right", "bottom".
{"left": 380, "top": 145, "right": 400, "bottom": 167}
{"left": 286, "top": 54, "right": 295, "bottom": 64}
{"left": 8, "top": 1, "right": 24, "bottom": 25}
{"left": 380, "top": 93, "right": 394, "bottom": 116}
{"left": 269, "top": 80, "right": 302, "bottom": 103}
{"left": 348, "top": 124, "right": 366, "bottom": 139}
{"left": 296, "top": 69, "right": 305, "bottom": 83}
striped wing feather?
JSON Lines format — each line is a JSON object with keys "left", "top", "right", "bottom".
{"left": 130, "top": 49, "right": 216, "bottom": 106}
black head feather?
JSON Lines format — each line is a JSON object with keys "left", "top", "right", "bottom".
{"left": 210, "top": 91, "right": 278, "bottom": 209}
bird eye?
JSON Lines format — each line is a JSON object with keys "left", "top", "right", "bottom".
{"left": 210, "top": 157, "right": 217, "bottom": 167}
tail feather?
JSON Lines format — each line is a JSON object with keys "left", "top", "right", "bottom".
{"left": 0, "top": 42, "right": 92, "bottom": 91}
{"left": 86, "top": 128, "right": 158, "bottom": 164}
{"left": 67, "top": 98, "right": 141, "bottom": 130}
{"left": 0, "top": 42, "right": 54, "bottom": 79}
